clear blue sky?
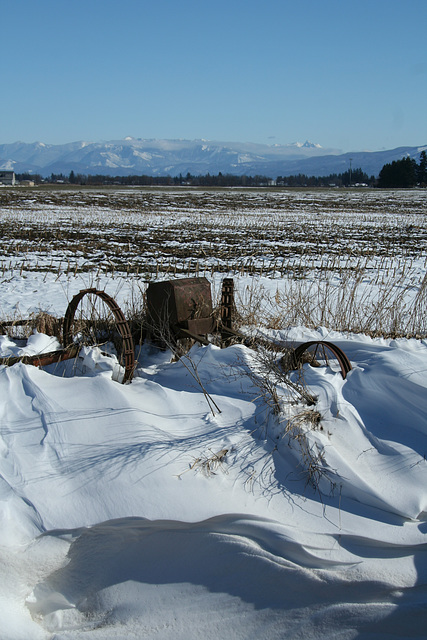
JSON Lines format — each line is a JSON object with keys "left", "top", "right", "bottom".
{"left": 2, "top": 0, "right": 426, "bottom": 151}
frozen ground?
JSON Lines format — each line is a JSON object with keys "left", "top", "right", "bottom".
{"left": 1, "top": 188, "right": 427, "bottom": 638}
{"left": 1, "top": 187, "right": 426, "bottom": 280}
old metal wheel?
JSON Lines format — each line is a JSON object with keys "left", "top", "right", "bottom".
{"left": 63, "top": 288, "right": 135, "bottom": 383}
{"left": 293, "top": 340, "right": 352, "bottom": 379}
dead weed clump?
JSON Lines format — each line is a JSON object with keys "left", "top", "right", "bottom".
{"left": 0, "top": 311, "right": 63, "bottom": 340}
{"left": 175, "top": 448, "right": 230, "bottom": 479}
{"left": 242, "top": 344, "right": 338, "bottom": 495}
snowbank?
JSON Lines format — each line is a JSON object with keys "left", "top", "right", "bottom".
{"left": 1, "top": 323, "right": 427, "bottom": 638}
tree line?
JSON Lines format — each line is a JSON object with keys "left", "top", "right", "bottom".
{"left": 276, "top": 168, "right": 374, "bottom": 187}
{"left": 14, "top": 168, "right": 373, "bottom": 187}
{"left": 13, "top": 151, "right": 427, "bottom": 188}
{"left": 377, "top": 151, "right": 426, "bottom": 188}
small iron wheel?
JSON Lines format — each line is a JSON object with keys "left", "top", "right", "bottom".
{"left": 293, "top": 340, "right": 352, "bottom": 379}
{"left": 63, "top": 288, "right": 135, "bottom": 383}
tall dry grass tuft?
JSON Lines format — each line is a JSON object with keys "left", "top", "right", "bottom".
{"left": 0, "top": 312, "right": 63, "bottom": 340}
{"left": 233, "top": 262, "right": 427, "bottom": 339}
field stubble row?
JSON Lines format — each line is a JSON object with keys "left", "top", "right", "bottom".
{"left": 0, "top": 187, "right": 426, "bottom": 275}
{"left": 0, "top": 187, "right": 426, "bottom": 337}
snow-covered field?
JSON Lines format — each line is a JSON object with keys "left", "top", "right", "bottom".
{"left": 1, "top": 187, "right": 427, "bottom": 638}
{"left": 1, "top": 186, "right": 426, "bottom": 335}
{"left": 1, "top": 187, "right": 426, "bottom": 280}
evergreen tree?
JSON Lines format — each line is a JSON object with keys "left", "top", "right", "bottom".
{"left": 417, "top": 150, "right": 427, "bottom": 185}
{"left": 378, "top": 157, "right": 418, "bottom": 188}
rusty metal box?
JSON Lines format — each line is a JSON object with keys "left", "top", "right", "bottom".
{"left": 146, "top": 277, "right": 215, "bottom": 335}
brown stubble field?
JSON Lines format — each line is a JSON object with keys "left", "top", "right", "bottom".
{"left": 0, "top": 186, "right": 426, "bottom": 337}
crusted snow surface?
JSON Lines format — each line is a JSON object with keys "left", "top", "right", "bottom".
{"left": 1, "top": 310, "right": 427, "bottom": 638}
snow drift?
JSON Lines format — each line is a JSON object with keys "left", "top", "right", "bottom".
{"left": 1, "top": 317, "right": 427, "bottom": 638}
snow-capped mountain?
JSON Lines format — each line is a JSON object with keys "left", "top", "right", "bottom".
{"left": 287, "top": 140, "right": 323, "bottom": 149}
{"left": 0, "top": 138, "right": 425, "bottom": 178}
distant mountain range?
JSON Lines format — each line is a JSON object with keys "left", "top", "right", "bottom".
{"left": 0, "top": 138, "right": 425, "bottom": 178}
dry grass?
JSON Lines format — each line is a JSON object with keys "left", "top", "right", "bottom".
{"left": 182, "top": 448, "right": 229, "bottom": 478}
{"left": 235, "top": 342, "right": 336, "bottom": 494}
{"left": 234, "top": 265, "right": 427, "bottom": 338}
{"left": 0, "top": 311, "right": 63, "bottom": 340}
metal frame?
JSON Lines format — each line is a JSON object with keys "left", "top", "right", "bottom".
{"left": 0, "top": 279, "right": 353, "bottom": 382}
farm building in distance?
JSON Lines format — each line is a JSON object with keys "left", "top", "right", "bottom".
{"left": 0, "top": 170, "right": 15, "bottom": 185}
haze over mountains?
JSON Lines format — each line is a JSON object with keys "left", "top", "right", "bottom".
{"left": 0, "top": 138, "right": 425, "bottom": 178}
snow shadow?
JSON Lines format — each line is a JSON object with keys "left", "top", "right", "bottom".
{"left": 29, "top": 514, "right": 423, "bottom": 634}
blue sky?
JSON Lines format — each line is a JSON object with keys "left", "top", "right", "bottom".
{"left": 2, "top": 0, "right": 426, "bottom": 151}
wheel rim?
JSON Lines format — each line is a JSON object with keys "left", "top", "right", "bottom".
{"left": 293, "top": 340, "right": 352, "bottom": 379}
{"left": 63, "top": 288, "right": 135, "bottom": 383}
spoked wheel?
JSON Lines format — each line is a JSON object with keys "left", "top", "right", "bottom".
{"left": 63, "top": 288, "right": 135, "bottom": 383}
{"left": 293, "top": 340, "right": 352, "bottom": 379}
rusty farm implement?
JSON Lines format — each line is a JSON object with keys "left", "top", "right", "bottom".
{"left": 0, "top": 277, "right": 352, "bottom": 383}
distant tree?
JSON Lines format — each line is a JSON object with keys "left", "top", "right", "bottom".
{"left": 50, "top": 172, "right": 68, "bottom": 183}
{"left": 15, "top": 172, "right": 43, "bottom": 183}
{"left": 378, "top": 157, "right": 418, "bottom": 188}
{"left": 340, "top": 168, "right": 369, "bottom": 186}
{"left": 417, "top": 150, "right": 427, "bottom": 185}
{"left": 76, "top": 173, "right": 87, "bottom": 185}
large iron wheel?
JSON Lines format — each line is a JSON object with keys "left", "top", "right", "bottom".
{"left": 63, "top": 288, "right": 135, "bottom": 383}
{"left": 293, "top": 340, "right": 352, "bottom": 379}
